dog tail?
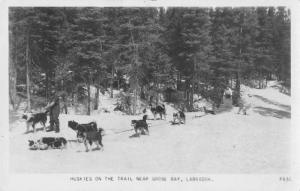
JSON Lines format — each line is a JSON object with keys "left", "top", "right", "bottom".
{"left": 98, "top": 128, "right": 104, "bottom": 136}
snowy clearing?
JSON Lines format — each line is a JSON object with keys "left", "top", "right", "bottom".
{"left": 9, "top": 84, "right": 291, "bottom": 173}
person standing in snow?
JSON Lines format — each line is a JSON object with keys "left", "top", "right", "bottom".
{"left": 237, "top": 94, "right": 252, "bottom": 115}
{"left": 45, "top": 92, "right": 61, "bottom": 133}
{"left": 224, "top": 86, "right": 233, "bottom": 99}
{"left": 221, "top": 86, "right": 233, "bottom": 110}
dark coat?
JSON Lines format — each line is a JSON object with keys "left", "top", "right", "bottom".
{"left": 47, "top": 96, "right": 60, "bottom": 119}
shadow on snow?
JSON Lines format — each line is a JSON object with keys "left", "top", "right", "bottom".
{"left": 253, "top": 106, "right": 291, "bottom": 119}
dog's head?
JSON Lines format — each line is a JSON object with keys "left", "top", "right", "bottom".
{"left": 68, "top": 120, "right": 78, "bottom": 131}
{"left": 28, "top": 140, "right": 35, "bottom": 146}
{"left": 142, "top": 115, "right": 148, "bottom": 121}
{"left": 22, "top": 113, "right": 34, "bottom": 122}
{"left": 28, "top": 140, "right": 39, "bottom": 150}
{"left": 22, "top": 114, "right": 28, "bottom": 120}
{"left": 131, "top": 120, "right": 137, "bottom": 126}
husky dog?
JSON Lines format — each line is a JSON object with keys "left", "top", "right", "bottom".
{"left": 22, "top": 111, "right": 48, "bottom": 133}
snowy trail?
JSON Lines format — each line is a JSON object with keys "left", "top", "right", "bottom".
{"left": 9, "top": 85, "right": 291, "bottom": 173}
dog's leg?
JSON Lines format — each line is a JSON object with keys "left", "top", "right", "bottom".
{"left": 84, "top": 140, "right": 89, "bottom": 152}
{"left": 97, "top": 138, "right": 104, "bottom": 151}
{"left": 237, "top": 106, "right": 243, "bottom": 114}
{"left": 243, "top": 108, "right": 247, "bottom": 115}
{"left": 41, "top": 122, "right": 46, "bottom": 132}
{"left": 62, "top": 142, "right": 67, "bottom": 149}
{"left": 99, "top": 140, "right": 103, "bottom": 148}
{"left": 97, "top": 135, "right": 104, "bottom": 148}
{"left": 26, "top": 122, "right": 30, "bottom": 133}
{"left": 32, "top": 123, "right": 36, "bottom": 133}
{"left": 95, "top": 141, "right": 101, "bottom": 150}
{"left": 145, "top": 126, "right": 149, "bottom": 135}
{"left": 136, "top": 129, "right": 141, "bottom": 137}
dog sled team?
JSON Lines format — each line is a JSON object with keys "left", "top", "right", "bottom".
{"left": 23, "top": 87, "right": 252, "bottom": 152}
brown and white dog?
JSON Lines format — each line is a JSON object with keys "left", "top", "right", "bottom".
{"left": 149, "top": 104, "right": 166, "bottom": 120}
{"left": 131, "top": 115, "right": 149, "bottom": 136}
{"left": 172, "top": 110, "right": 186, "bottom": 124}
{"left": 28, "top": 137, "right": 67, "bottom": 150}
{"left": 22, "top": 111, "right": 48, "bottom": 133}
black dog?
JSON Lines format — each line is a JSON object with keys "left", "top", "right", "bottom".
{"left": 68, "top": 120, "right": 97, "bottom": 132}
{"left": 149, "top": 104, "right": 166, "bottom": 120}
{"left": 172, "top": 111, "right": 186, "bottom": 124}
{"left": 22, "top": 111, "right": 48, "bottom": 133}
{"left": 77, "top": 128, "right": 104, "bottom": 152}
{"left": 131, "top": 115, "right": 149, "bottom": 136}
{"left": 68, "top": 120, "right": 103, "bottom": 151}
{"left": 203, "top": 107, "right": 216, "bottom": 115}
{"left": 28, "top": 137, "right": 67, "bottom": 150}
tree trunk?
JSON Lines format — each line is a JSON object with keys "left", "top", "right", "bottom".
{"left": 186, "top": 89, "right": 190, "bottom": 111}
{"left": 117, "top": 78, "right": 120, "bottom": 90}
{"left": 45, "top": 71, "right": 49, "bottom": 103}
{"left": 190, "top": 82, "right": 194, "bottom": 110}
{"left": 94, "top": 85, "right": 100, "bottom": 110}
{"left": 234, "top": 71, "right": 240, "bottom": 106}
{"left": 25, "top": 34, "right": 31, "bottom": 112}
{"left": 110, "top": 65, "right": 114, "bottom": 98}
{"left": 129, "top": 23, "right": 138, "bottom": 115}
{"left": 71, "top": 82, "right": 75, "bottom": 106}
{"left": 133, "top": 88, "right": 137, "bottom": 115}
{"left": 177, "top": 72, "right": 181, "bottom": 91}
{"left": 9, "top": 30, "right": 17, "bottom": 110}
{"left": 258, "top": 69, "right": 262, "bottom": 89}
{"left": 140, "top": 85, "right": 145, "bottom": 99}
{"left": 62, "top": 95, "right": 68, "bottom": 114}
{"left": 9, "top": 54, "right": 17, "bottom": 110}
{"left": 87, "top": 83, "right": 91, "bottom": 115}
{"left": 233, "top": 20, "right": 243, "bottom": 106}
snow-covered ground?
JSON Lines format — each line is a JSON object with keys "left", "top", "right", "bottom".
{"left": 9, "top": 83, "right": 291, "bottom": 173}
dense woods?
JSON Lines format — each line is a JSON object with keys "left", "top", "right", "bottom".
{"left": 9, "top": 7, "right": 290, "bottom": 114}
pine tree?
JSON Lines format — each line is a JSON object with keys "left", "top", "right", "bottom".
{"left": 180, "top": 8, "right": 212, "bottom": 110}
{"left": 67, "top": 8, "right": 107, "bottom": 115}
{"left": 273, "top": 7, "right": 290, "bottom": 89}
